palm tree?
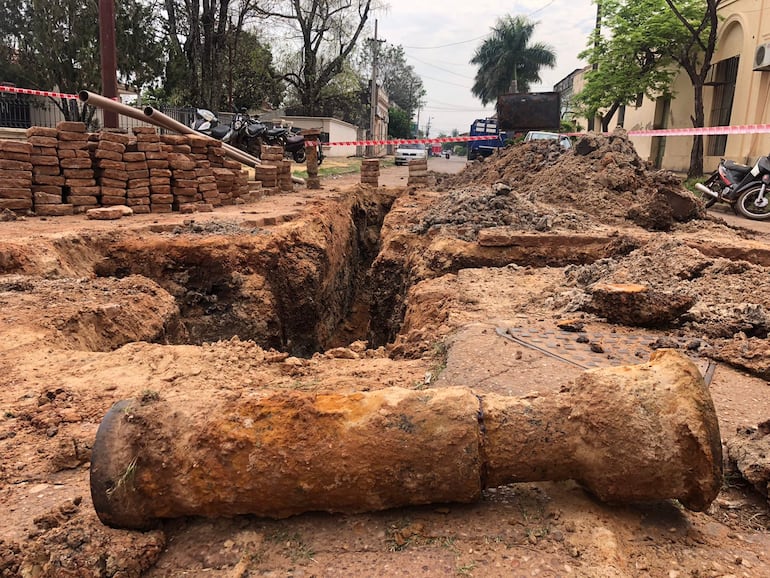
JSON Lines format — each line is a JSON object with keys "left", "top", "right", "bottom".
{"left": 471, "top": 15, "right": 556, "bottom": 105}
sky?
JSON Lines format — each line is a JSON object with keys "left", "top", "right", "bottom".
{"left": 374, "top": 0, "right": 597, "bottom": 136}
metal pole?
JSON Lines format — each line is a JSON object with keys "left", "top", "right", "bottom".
{"left": 98, "top": 0, "right": 119, "bottom": 128}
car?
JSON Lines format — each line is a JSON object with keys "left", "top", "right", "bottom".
{"left": 523, "top": 131, "right": 572, "bottom": 149}
{"left": 395, "top": 143, "right": 427, "bottom": 165}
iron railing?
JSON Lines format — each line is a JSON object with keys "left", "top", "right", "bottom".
{"left": 0, "top": 93, "right": 238, "bottom": 134}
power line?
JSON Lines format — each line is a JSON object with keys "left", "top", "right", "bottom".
{"left": 404, "top": 52, "right": 476, "bottom": 79}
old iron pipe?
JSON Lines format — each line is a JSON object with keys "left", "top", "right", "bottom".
{"left": 90, "top": 350, "right": 722, "bottom": 530}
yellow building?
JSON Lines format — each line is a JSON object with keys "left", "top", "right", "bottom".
{"left": 564, "top": 0, "right": 770, "bottom": 174}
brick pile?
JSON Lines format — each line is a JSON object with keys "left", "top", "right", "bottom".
{"left": 26, "top": 127, "right": 70, "bottom": 215}
{"left": 131, "top": 127, "right": 172, "bottom": 213}
{"left": 0, "top": 140, "right": 33, "bottom": 213}
{"left": 95, "top": 130, "right": 130, "bottom": 207}
{"left": 408, "top": 157, "right": 428, "bottom": 188}
{"left": 255, "top": 145, "right": 283, "bottom": 192}
{"left": 58, "top": 121, "right": 98, "bottom": 213}
{"left": 361, "top": 159, "right": 380, "bottom": 186}
{"left": 0, "top": 126, "right": 261, "bottom": 216}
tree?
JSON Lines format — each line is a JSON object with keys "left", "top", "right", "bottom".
{"left": 163, "top": 0, "right": 267, "bottom": 109}
{"left": 257, "top": 0, "right": 374, "bottom": 116}
{"left": 579, "top": 0, "right": 721, "bottom": 177}
{"left": 0, "top": 0, "right": 164, "bottom": 123}
{"left": 359, "top": 42, "right": 425, "bottom": 126}
{"left": 229, "top": 31, "right": 284, "bottom": 111}
{"left": 576, "top": 0, "right": 677, "bottom": 131}
{"left": 387, "top": 106, "right": 410, "bottom": 138}
{"left": 470, "top": 15, "right": 555, "bottom": 105}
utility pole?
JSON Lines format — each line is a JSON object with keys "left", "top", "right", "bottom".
{"left": 425, "top": 116, "right": 431, "bottom": 139}
{"left": 368, "top": 19, "right": 384, "bottom": 157}
{"left": 587, "top": 1, "right": 602, "bottom": 132}
{"left": 98, "top": 0, "right": 119, "bottom": 128}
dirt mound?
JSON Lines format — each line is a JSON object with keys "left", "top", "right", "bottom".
{"left": 437, "top": 129, "right": 703, "bottom": 231}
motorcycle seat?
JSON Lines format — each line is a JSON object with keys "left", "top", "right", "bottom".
{"left": 211, "top": 125, "right": 230, "bottom": 140}
{"left": 286, "top": 134, "right": 304, "bottom": 145}
{"left": 724, "top": 160, "right": 751, "bottom": 174}
{"left": 266, "top": 127, "right": 286, "bottom": 138}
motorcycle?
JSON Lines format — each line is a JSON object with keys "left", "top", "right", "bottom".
{"left": 695, "top": 154, "right": 770, "bottom": 220}
{"left": 191, "top": 109, "right": 322, "bottom": 165}
{"left": 191, "top": 108, "right": 265, "bottom": 158}
{"left": 263, "top": 122, "right": 323, "bottom": 165}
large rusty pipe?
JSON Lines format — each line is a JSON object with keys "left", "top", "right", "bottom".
{"left": 90, "top": 350, "right": 722, "bottom": 530}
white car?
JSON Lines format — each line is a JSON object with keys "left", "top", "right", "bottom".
{"left": 523, "top": 131, "right": 572, "bottom": 149}
{"left": 395, "top": 143, "right": 427, "bottom": 165}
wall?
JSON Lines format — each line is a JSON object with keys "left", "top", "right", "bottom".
{"left": 270, "top": 116, "right": 359, "bottom": 158}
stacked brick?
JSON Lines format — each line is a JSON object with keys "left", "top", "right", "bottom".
{"left": 361, "top": 159, "right": 380, "bottom": 186}
{"left": 408, "top": 157, "right": 429, "bottom": 188}
{"left": 0, "top": 140, "right": 33, "bottom": 213}
{"left": 58, "top": 121, "right": 98, "bottom": 213}
{"left": 256, "top": 145, "right": 283, "bottom": 193}
{"left": 94, "top": 130, "right": 130, "bottom": 207}
{"left": 189, "top": 137, "right": 220, "bottom": 207}
{"left": 121, "top": 133, "right": 151, "bottom": 214}
{"left": 26, "top": 127, "right": 70, "bottom": 216}
{"left": 133, "top": 127, "right": 172, "bottom": 213}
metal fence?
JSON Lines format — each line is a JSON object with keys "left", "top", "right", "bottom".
{"left": 0, "top": 92, "right": 237, "bottom": 134}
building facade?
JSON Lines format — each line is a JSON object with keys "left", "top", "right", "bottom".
{"left": 561, "top": 0, "right": 770, "bottom": 174}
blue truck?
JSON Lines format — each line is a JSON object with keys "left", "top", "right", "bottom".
{"left": 467, "top": 117, "right": 507, "bottom": 161}
{"left": 467, "top": 92, "right": 561, "bottom": 160}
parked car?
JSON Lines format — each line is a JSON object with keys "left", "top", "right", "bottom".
{"left": 395, "top": 143, "right": 427, "bottom": 165}
{"left": 523, "top": 131, "right": 572, "bottom": 149}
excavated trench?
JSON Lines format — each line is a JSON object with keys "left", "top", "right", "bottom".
{"left": 6, "top": 188, "right": 770, "bottom": 359}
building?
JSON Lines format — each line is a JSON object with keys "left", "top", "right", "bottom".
{"left": 259, "top": 114, "right": 360, "bottom": 158}
{"left": 559, "top": 0, "right": 770, "bottom": 173}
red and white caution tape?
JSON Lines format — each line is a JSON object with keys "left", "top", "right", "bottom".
{"left": 628, "top": 124, "right": 770, "bottom": 137}
{"left": 3, "top": 84, "right": 769, "bottom": 141}
{"left": 0, "top": 84, "right": 78, "bottom": 100}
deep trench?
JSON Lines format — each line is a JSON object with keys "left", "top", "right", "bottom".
{"left": 92, "top": 193, "right": 401, "bottom": 357}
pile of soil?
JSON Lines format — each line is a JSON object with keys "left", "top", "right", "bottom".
{"left": 435, "top": 129, "right": 703, "bottom": 232}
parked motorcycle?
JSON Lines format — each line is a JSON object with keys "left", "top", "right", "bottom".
{"left": 191, "top": 109, "right": 322, "bottom": 164}
{"left": 191, "top": 108, "right": 265, "bottom": 158}
{"left": 695, "top": 154, "right": 770, "bottom": 220}
{"left": 263, "top": 123, "right": 323, "bottom": 165}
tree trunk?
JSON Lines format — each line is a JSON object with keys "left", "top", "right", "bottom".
{"left": 688, "top": 81, "right": 706, "bottom": 178}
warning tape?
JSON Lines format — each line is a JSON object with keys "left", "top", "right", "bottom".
{"left": 0, "top": 84, "right": 78, "bottom": 100}
{"left": 3, "top": 84, "right": 769, "bottom": 141}
{"left": 627, "top": 124, "right": 770, "bottom": 137}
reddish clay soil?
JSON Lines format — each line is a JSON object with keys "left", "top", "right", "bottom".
{"left": 1, "top": 133, "right": 769, "bottom": 577}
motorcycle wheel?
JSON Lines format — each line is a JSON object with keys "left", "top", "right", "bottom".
{"left": 736, "top": 185, "right": 770, "bottom": 220}
{"left": 292, "top": 148, "right": 306, "bottom": 163}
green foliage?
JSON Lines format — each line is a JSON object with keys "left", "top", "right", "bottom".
{"left": 359, "top": 42, "right": 425, "bottom": 122}
{"left": 470, "top": 15, "right": 555, "bottom": 106}
{"left": 388, "top": 106, "right": 411, "bottom": 138}
{"left": 230, "top": 31, "right": 284, "bottom": 111}
{"left": 575, "top": 0, "right": 684, "bottom": 118}
{"left": 0, "top": 0, "right": 163, "bottom": 121}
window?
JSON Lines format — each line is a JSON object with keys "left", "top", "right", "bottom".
{"left": 706, "top": 56, "right": 739, "bottom": 157}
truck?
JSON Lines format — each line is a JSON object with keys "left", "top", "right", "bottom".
{"left": 466, "top": 91, "right": 562, "bottom": 160}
